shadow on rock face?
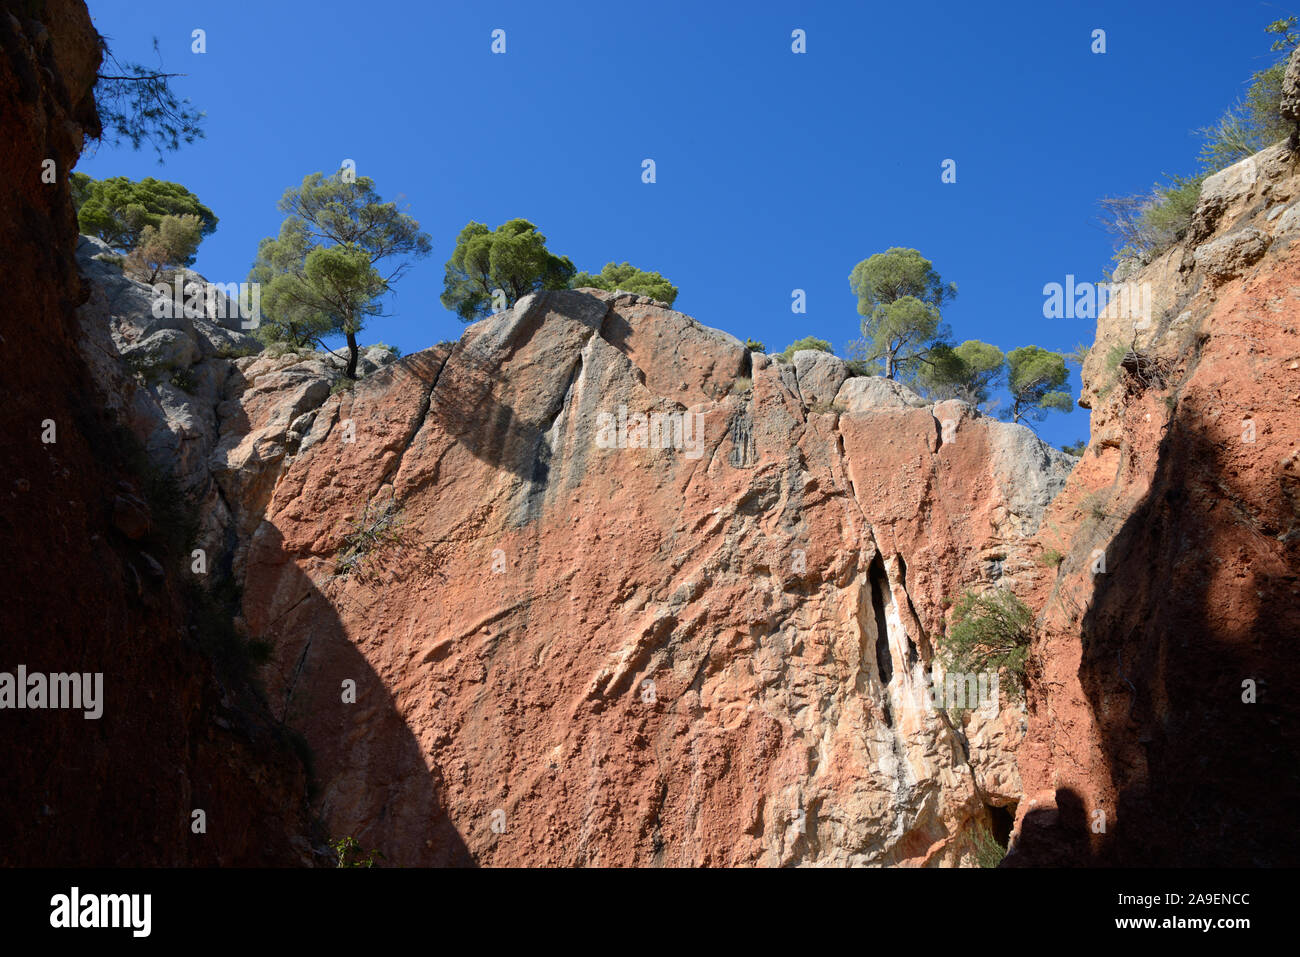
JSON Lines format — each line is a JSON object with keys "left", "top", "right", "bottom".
{"left": 1010, "top": 406, "right": 1300, "bottom": 867}
{"left": 247, "top": 522, "right": 475, "bottom": 867}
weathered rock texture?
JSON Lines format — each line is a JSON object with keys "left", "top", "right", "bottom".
{"left": 0, "top": 1, "right": 319, "bottom": 864}
{"left": 1009, "top": 146, "right": 1300, "bottom": 866}
{"left": 158, "top": 286, "right": 1068, "bottom": 867}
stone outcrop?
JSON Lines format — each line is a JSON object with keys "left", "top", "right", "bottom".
{"left": 146, "top": 285, "right": 1069, "bottom": 866}
{"left": 1010, "top": 146, "right": 1300, "bottom": 866}
{"left": 0, "top": 0, "right": 319, "bottom": 865}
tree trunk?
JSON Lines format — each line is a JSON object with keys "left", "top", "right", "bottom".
{"left": 345, "top": 331, "right": 359, "bottom": 379}
{"left": 884, "top": 353, "right": 895, "bottom": 379}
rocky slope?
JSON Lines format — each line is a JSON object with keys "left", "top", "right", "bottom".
{"left": 1008, "top": 141, "right": 1300, "bottom": 866}
{"left": 0, "top": 0, "right": 319, "bottom": 865}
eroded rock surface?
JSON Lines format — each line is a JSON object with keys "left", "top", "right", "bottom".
{"left": 174, "top": 287, "right": 1073, "bottom": 866}
{"left": 1010, "top": 146, "right": 1300, "bottom": 866}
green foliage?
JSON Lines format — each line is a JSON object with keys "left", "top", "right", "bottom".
{"left": 93, "top": 39, "right": 206, "bottom": 159}
{"left": 1098, "top": 173, "right": 1205, "bottom": 262}
{"left": 843, "top": 358, "right": 875, "bottom": 377}
{"left": 1059, "top": 440, "right": 1087, "bottom": 457}
{"left": 938, "top": 588, "right": 1034, "bottom": 701}
{"left": 1082, "top": 490, "right": 1110, "bottom": 522}
{"left": 776, "top": 336, "right": 833, "bottom": 363}
{"left": 571, "top": 261, "right": 678, "bottom": 305}
{"left": 330, "top": 836, "right": 384, "bottom": 868}
{"left": 127, "top": 213, "right": 202, "bottom": 283}
{"left": 1066, "top": 342, "right": 1091, "bottom": 370}
{"left": 168, "top": 364, "right": 198, "bottom": 393}
{"left": 369, "top": 342, "right": 401, "bottom": 358}
{"left": 970, "top": 821, "right": 1007, "bottom": 868}
{"left": 74, "top": 174, "right": 217, "bottom": 251}
{"left": 1099, "top": 18, "right": 1300, "bottom": 262}
{"left": 251, "top": 171, "right": 431, "bottom": 378}
{"left": 441, "top": 219, "right": 575, "bottom": 321}
{"left": 1004, "top": 346, "right": 1072, "bottom": 424}
{"left": 847, "top": 247, "right": 955, "bottom": 379}
{"left": 1038, "top": 548, "right": 1065, "bottom": 567}
{"left": 745, "top": 338, "right": 766, "bottom": 353}
{"left": 1197, "top": 18, "right": 1299, "bottom": 169}
{"left": 915, "top": 339, "right": 1005, "bottom": 408}
{"left": 729, "top": 376, "right": 753, "bottom": 395}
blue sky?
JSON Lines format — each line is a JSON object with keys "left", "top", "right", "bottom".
{"left": 76, "top": 0, "right": 1294, "bottom": 448}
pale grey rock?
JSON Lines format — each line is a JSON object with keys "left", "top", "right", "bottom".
{"left": 1280, "top": 46, "right": 1300, "bottom": 123}
{"left": 835, "top": 376, "right": 930, "bottom": 412}
{"left": 1193, "top": 226, "right": 1270, "bottom": 280}
{"left": 792, "top": 350, "right": 847, "bottom": 406}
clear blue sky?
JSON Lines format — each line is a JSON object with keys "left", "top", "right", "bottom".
{"left": 76, "top": 0, "right": 1295, "bottom": 448}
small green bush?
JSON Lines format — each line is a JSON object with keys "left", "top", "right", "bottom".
{"left": 330, "top": 836, "right": 383, "bottom": 868}
{"left": 776, "top": 336, "right": 833, "bottom": 363}
{"left": 169, "top": 366, "right": 198, "bottom": 392}
{"left": 1037, "top": 548, "right": 1065, "bottom": 568}
{"left": 744, "top": 338, "right": 766, "bottom": 353}
{"left": 1080, "top": 489, "right": 1111, "bottom": 522}
{"left": 970, "top": 821, "right": 1007, "bottom": 868}
{"left": 937, "top": 587, "right": 1033, "bottom": 700}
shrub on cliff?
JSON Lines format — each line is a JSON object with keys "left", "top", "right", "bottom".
{"left": 72, "top": 174, "right": 217, "bottom": 252}
{"left": 938, "top": 588, "right": 1033, "bottom": 700}
{"left": 846, "top": 247, "right": 956, "bottom": 380}
{"left": 441, "top": 219, "right": 575, "bottom": 321}
{"left": 1099, "top": 174, "right": 1204, "bottom": 262}
{"left": 251, "top": 171, "right": 431, "bottom": 379}
{"left": 1099, "top": 17, "right": 1299, "bottom": 261}
{"left": 776, "top": 336, "right": 832, "bottom": 363}
{"left": 571, "top": 261, "right": 678, "bottom": 305}
{"left": 1198, "top": 17, "right": 1299, "bottom": 169}
{"left": 125, "top": 213, "right": 202, "bottom": 283}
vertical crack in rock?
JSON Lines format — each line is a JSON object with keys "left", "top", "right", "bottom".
{"left": 375, "top": 347, "right": 451, "bottom": 492}
{"left": 518, "top": 352, "right": 583, "bottom": 523}
{"left": 868, "top": 551, "right": 895, "bottom": 726}
{"left": 893, "top": 553, "right": 925, "bottom": 666}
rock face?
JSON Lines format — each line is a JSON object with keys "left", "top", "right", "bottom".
{"left": 66, "top": 225, "right": 1075, "bottom": 866}
{"left": 186, "top": 287, "right": 1069, "bottom": 866}
{"left": 0, "top": 0, "right": 318, "bottom": 865}
{"left": 1010, "top": 146, "right": 1300, "bottom": 866}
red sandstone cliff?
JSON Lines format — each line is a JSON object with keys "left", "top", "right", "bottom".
{"left": 8, "top": 0, "right": 1298, "bottom": 870}
{"left": 1008, "top": 144, "right": 1300, "bottom": 866}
